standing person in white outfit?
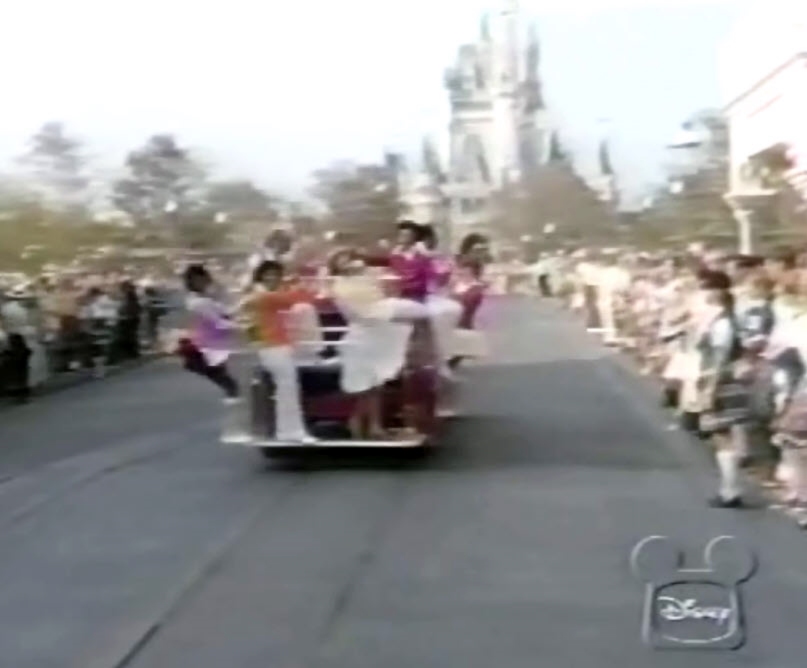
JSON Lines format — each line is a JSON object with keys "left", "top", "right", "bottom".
{"left": 239, "top": 260, "right": 318, "bottom": 445}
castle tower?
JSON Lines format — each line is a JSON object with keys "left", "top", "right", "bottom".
{"left": 442, "top": 0, "right": 551, "bottom": 238}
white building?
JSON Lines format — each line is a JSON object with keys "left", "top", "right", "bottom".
{"left": 720, "top": 2, "right": 807, "bottom": 250}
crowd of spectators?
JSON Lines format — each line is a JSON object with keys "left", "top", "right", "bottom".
{"left": 0, "top": 272, "right": 173, "bottom": 403}
{"left": 552, "top": 244, "right": 807, "bottom": 524}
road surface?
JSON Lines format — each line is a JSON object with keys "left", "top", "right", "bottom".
{"left": 1, "top": 297, "right": 806, "bottom": 668}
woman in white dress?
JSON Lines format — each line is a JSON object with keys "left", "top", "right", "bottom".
{"left": 328, "top": 250, "right": 421, "bottom": 438}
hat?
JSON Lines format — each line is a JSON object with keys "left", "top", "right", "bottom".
{"left": 6, "top": 284, "right": 30, "bottom": 299}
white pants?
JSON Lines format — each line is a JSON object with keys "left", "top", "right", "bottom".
{"left": 385, "top": 298, "right": 429, "bottom": 321}
{"left": 285, "top": 303, "right": 325, "bottom": 362}
{"left": 258, "top": 345, "right": 310, "bottom": 440}
{"left": 24, "top": 332, "right": 49, "bottom": 387}
{"left": 426, "top": 295, "right": 462, "bottom": 364}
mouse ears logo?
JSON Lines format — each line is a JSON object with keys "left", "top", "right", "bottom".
{"left": 630, "top": 535, "right": 757, "bottom": 650}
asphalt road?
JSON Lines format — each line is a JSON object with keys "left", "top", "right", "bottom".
{"left": 2, "top": 296, "right": 807, "bottom": 668}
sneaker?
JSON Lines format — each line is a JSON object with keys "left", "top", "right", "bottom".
{"left": 277, "top": 433, "right": 319, "bottom": 445}
{"left": 221, "top": 429, "right": 251, "bottom": 444}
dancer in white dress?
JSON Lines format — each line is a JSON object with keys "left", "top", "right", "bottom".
{"left": 328, "top": 249, "right": 425, "bottom": 438}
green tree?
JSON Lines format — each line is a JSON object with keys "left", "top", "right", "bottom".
{"left": 494, "top": 157, "right": 616, "bottom": 247}
{"left": 203, "top": 179, "right": 278, "bottom": 223}
{"left": 112, "top": 134, "right": 207, "bottom": 227}
{"left": 310, "top": 161, "right": 403, "bottom": 245}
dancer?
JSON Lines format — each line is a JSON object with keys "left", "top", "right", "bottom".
{"left": 240, "top": 260, "right": 318, "bottom": 444}
{"left": 328, "top": 249, "right": 415, "bottom": 438}
{"left": 181, "top": 264, "right": 247, "bottom": 442}
{"left": 417, "top": 224, "right": 463, "bottom": 378}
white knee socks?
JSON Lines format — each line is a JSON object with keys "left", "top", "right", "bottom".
{"left": 716, "top": 449, "right": 742, "bottom": 501}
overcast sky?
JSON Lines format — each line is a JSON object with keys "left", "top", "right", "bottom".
{"left": 0, "top": 0, "right": 751, "bottom": 207}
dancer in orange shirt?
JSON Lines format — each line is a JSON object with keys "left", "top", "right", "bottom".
{"left": 241, "top": 260, "right": 318, "bottom": 444}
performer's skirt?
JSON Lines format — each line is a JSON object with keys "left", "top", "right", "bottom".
{"left": 699, "top": 370, "right": 752, "bottom": 435}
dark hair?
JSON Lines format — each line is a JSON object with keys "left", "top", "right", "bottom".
{"left": 417, "top": 224, "right": 437, "bottom": 245}
{"left": 716, "top": 288, "right": 734, "bottom": 313}
{"left": 252, "top": 259, "right": 284, "bottom": 284}
{"left": 327, "top": 248, "right": 356, "bottom": 276}
{"left": 183, "top": 264, "right": 211, "bottom": 292}
{"left": 698, "top": 269, "right": 732, "bottom": 291}
{"left": 459, "top": 233, "right": 487, "bottom": 256}
{"left": 734, "top": 254, "right": 764, "bottom": 269}
{"left": 397, "top": 220, "right": 419, "bottom": 235}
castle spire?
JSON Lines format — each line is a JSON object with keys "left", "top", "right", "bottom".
{"left": 526, "top": 22, "right": 540, "bottom": 79}
{"left": 422, "top": 136, "right": 445, "bottom": 184}
{"left": 548, "top": 132, "right": 566, "bottom": 164}
{"left": 480, "top": 12, "right": 490, "bottom": 40}
{"left": 599, "top": 139, "right": 614, "bottom": 176}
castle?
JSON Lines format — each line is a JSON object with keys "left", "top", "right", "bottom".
{"left": 393, "top": 0, "right": 552, "bottom": 247}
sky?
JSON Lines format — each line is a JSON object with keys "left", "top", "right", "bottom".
{"left": 0, "top": 0, "right": 753, "bottom": 208}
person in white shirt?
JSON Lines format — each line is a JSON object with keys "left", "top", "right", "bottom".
{"left": 242, "top": 231, "right": 294, "bottom": 289}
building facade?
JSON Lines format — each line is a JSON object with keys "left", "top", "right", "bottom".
{"left": 720, "top": 2, "right": 807, "bottom": 250}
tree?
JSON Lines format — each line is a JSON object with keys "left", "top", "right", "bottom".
{"left": 310, "top": 161, "right": 403, "bottom": 245}
{"left": 635, "top": 109, "right": 736, "bottom": 249}
{"left": 494, "top": 153, "right": 616, "bottom": 247}
{"left": 18, "top": 122, "right": 89, "bottom": 213}
{"left": 202, "top": 179, "right": 278, "bottom": 223}
{"left": 112, "top": 134, "right": 206, "bottom": 227}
